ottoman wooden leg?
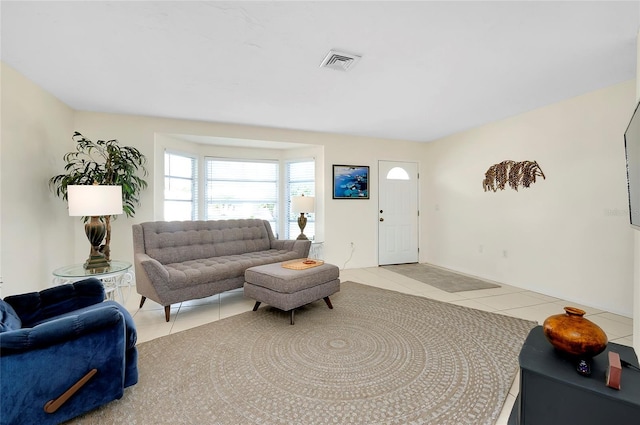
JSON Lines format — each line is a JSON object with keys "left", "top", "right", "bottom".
{"left": 323, "top": 296, "right": 333, "bottom": 309}
{"left": 290, "top": 310, "right": 295, "bottom": 325}
{"left": 253, "top": 301, "right": 261, "bottom": 311}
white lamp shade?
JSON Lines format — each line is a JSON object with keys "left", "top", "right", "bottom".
{"left": 291, "top": 195, "right": 315, "bottom": 214}
{"left": 67, "top": 185, "right": 123, "bottom": 216}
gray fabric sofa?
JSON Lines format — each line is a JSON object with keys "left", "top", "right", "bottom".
{"left": 132, "top": 219, "right": 310, "bottom": 321}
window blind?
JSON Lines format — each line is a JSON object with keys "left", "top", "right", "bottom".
{"left": 164, "top": 152, "right": 198, "bottom": 221}
{"left": 286, "top": 160, "right": 315, "bottom": 239}
{"left": 205, "top": 158, "right": 279, "bottom": 232}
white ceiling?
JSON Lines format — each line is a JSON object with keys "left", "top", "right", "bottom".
{"left": 2, "top": 1, "right": 639, "bottom": 143}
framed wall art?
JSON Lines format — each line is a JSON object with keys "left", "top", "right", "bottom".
{"left": 332, "top": 165, "right": 369, "bottom": 199}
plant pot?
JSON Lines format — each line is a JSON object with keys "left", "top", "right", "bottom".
{"left": 542, "top": 307, "right": 607, "bottom": 358}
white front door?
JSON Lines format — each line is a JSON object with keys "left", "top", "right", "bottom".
{"left": 378, "top": 161, "right": 419, "bottom": 265}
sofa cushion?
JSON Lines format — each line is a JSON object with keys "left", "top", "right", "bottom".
{"left": 0, "top": 299, "right": 21, "bottom": 333}
{"left": 245, "top": 262, "right": 340, "bottom": 293}
{"left": 27, "top": 301, "right": 137, "bottom": 351}
{"left": 4, "top": 279, "right": 106, "bottom": 328}
{"left": 163, "top": 249, "right": 303, "bottom": 289}
{"left": 141, "top": 219, "right": 274, "bottom": 264}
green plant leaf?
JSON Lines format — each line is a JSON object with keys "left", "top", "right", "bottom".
{"left": 49, "top": 132, "right": 148, "bottom": 218}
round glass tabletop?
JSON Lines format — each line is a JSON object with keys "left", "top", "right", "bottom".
{"left": 53, "top": 260, "right": 132, "bottom": 278}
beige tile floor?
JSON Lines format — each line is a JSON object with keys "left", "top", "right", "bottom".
{"left": 119, "top": 266, "right": 635, "bottom": 425}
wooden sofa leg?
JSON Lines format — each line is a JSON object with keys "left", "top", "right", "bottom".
{"left": 139, "top": 296, "right": 146, "bottom": 308}
{"left": 164, "top": 305, "right": 171, "bottom": 322}
{"left": 323, "top": 296, "right": 333, "bottom": 309}
{"left": 252, "top": 301, "right": 261, "bottom": 311}
{"left": 44, "top": 369, "right": 97, "bottom": 414}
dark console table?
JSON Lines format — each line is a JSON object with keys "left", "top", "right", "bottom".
{"left": 509, "top": 326, "right": 640, "bottom": 425}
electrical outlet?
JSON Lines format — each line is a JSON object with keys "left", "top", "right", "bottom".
{"left": 350, "top": 242, "right": 354, "bottom": 248}
{"left": 503, "top": 250, "right": 508, "bottom": 258}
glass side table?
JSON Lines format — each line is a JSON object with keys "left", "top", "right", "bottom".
{"left": 310, "top": 241, "right": 324, "bottom": 259}
{"left": 52, "top": 260, "right": 133, "bottom": 303}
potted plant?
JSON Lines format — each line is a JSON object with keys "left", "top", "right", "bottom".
{"left": 49, "top": 132, "right": 148, "bottom": 261}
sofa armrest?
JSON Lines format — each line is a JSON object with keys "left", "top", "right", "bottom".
{"left": 133, "top": 253, "right": 173, "bottom": 303}
{"left": 4, "top": 278, "right": 106, "bottom": 327}
{"left": 136, "top": 254, "right": 170, "bottom": 282}
{"left": 271, "top": 239, "right": 311, "bottom": 258}
{"left": 0, "top": 304, "right": 124, "bottom": 354}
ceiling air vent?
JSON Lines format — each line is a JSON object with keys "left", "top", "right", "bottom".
{"left": 320, "top": 50, "right": 361, "bottom": 71}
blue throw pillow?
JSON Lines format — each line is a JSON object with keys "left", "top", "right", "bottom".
{"left": 0, "top": 299, "right": 22, "bottom": 332}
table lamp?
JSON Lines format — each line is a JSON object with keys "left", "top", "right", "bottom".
{"left": 291, "top": 194, "right": 315, "bottom": 240}
{"left": 67, "top": 184, "right": 123, "bottom": 270}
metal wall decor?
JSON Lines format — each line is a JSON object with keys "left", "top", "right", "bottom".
{"left": 483, "top": 160, "right": 545, "bottom": 192}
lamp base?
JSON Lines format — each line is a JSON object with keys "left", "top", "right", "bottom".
{"left": 297, "top": 213, "right": 309, "bottom": 241}
{"left": 83, "top": 216, "right": 110, "bottom": 271}
{"left": 84, "top": 255, "right": 110, "bottom": 272}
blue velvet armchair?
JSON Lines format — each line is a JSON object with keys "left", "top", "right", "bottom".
{"left": 0, "top": 278, "right": 138, "bottom": 425}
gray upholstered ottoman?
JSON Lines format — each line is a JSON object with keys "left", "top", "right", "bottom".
{"left": 244, "top": 261, "right": 340, "bottom": 324}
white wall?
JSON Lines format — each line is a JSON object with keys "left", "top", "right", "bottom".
{"left": 71, "top": 111, "right": 425, "bottom": 272}
{"left": 2, "top": 61, "right": 636, "bottom": 322}
{"left": 633, "top": 30, "right": 640, "bottom": 351}
{"left": 0, "top": 62, "right": 75, "bottom": 296}
{"left": 422, "top": 80, "right": 637, "bottom": 316}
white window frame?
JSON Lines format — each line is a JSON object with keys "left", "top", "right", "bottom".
{"left": 162, "top": 150, "right": 316, "bottom": 241}
{"left": 203, "top": 157, "right": 279, "bottom": 233}
{"left": 163, "top": 150, "right": 198, "bottom": 221}
{"left": 284, "top": 159, "right": 316, "bottom": 240}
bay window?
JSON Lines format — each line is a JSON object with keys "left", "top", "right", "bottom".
{"left": 163, "top": 152, "right": 315, "bottom": 240}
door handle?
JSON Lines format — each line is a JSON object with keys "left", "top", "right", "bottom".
{"left": 379, "top": 218, "right": 384, "bottom": 222}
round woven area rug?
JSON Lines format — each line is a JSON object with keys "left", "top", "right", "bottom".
{"left": 71, "top": 282, "right": 536, "bottom": 425}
